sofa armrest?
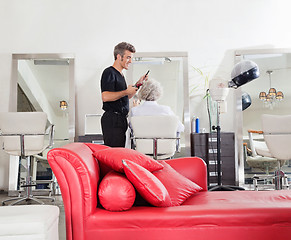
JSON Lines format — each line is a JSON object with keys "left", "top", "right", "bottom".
{"left": 47, "top": 142, "right": 100, "bottom": 240}
{"left": 165, "top": 157, "right": 208, "bottom": 191}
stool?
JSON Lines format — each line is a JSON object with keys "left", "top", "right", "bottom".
{"left": 0, "top": 205, "right": 59, "bottom": 240}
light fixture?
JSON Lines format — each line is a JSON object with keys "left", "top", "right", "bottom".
{"left": 133, "top": 57, "right": 165, "bottom": 65}
{"left": 60, "top": 100, "right": 68, "bottom": 110}
{"left": 276, "top": 91, "right": 284, "bottom": 100}
{"left": 229, "top": 60, "right": 260, "bottom": 88}
{"left": 34, "top": 59, "right": 69, "bottom": 65}
{"left": 259, "top": 70, "right": 284, "bottom": 107}
{"left": 259, "top": 91, "right": 267, "bottom": 100}
{"left": 242, "top": 92, "right": 252, "bottom": 111}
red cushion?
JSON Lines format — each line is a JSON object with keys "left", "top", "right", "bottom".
{"left": 98, "top": 171, "right": 136, "bottom": 211}
{"left": 153, "top": 161, "right": 203, "bottom": 206}
{"left": 84, "top": 143, "right": 110, "bottom": 152}
{"left": 93, "top": 148, "right": 163, "bottom": 173}
{"left": 122, "top": 159, "right": 171, "bottom": 207}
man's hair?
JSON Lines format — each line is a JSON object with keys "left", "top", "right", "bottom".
{"left": 114, "top": 42, "right": 136, "bottom": 60}
{"left": 138, "top": 79, "right": 163, "bottom": 101}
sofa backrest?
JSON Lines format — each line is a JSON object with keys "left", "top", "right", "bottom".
{"left": 165, "top": 157, "right": 208, "bottom": 191}
{"left": 47, "top": 142, "right": 102, "bottom": 240}
{"left": 84, "top": 143, "right": 112, "bottom": 178}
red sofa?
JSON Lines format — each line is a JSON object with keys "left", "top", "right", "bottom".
{"left": 47, "top": 142, "right": 291, "bottom": 240}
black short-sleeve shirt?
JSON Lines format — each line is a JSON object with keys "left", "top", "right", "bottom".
{"left": 101, "top": 66, "right": 129, "bottom": 115}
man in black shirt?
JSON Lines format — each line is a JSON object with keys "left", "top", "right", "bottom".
{"left": 100, "top": 42, "right": 147, "bottom": 147}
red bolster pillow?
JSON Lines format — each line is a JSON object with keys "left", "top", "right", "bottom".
{"left": 98, "top": 171, "right": 136, "bottom": 211}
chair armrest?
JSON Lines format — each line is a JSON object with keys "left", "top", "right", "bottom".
{"left": 248, "top": 130, "right": 263, "bottom": 134}
{"left": 176, "top": 132, "right": 181, "bottom": 153}
{"left": 132, "top": 137, "right": 180, "bottom": 160}
{"left": 247, "top": 129, "right": 264, "bottom": 157}
{"left": 45, "top": 124, "right": 55, "bottom": 148}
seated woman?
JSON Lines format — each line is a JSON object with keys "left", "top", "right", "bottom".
{"left": 130, "top": 79, "right": 184, "bottom": 133}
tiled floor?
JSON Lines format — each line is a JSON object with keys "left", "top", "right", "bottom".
{"left": 0, "top": 191, "right": 66, "bottom": 240}
{"left": 244, "top": 160, "right": 291, "bottom": 191}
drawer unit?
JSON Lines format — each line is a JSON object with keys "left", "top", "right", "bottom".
{"left": 191, "top": 132, "right": 235, "bottom": 186}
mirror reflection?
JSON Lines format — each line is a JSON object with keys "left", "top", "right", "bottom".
{"left": 7, "top": 54, "right": 75, "bottom": 195}
{"left": 13, "top": 54, "right": 75, "bottom": 147}
{"left": 240, "top": 52, "right": 291, "bottom": 135}
{"left": 128, "top": 52, "right": 190, "bottom": 152}
{"left": 236, "top": 50, "right": 291, "bottom": 189}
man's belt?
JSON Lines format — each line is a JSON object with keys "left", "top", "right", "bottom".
{"left": 107, "top": 111, "right": 128, "bottom": 117}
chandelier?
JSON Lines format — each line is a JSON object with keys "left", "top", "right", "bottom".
{"left": 259, "top": 70, "right": 284, "bottom": 107}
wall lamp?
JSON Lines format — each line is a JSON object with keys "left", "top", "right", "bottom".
{"left": 60, "top": 100, "right": 68, "bottom": 110}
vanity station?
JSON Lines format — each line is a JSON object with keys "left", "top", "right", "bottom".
{"left": 78, "top": 135, "right": 103, "bottom": 144}
{"left": 8, "top": 138, "right": 70, "bottom": 197}
{"left": 127, "top": 52, "right": 190, "bottom": 156}
{"left": 7, "top": 53, "right": 75, "bottom": 197}
{"left": 78, "top": 114, "right": 104, "bottom": 144}
{"left": 8, "top": 155, "right": 54, "bottom": 197}
{"left": 234, "top": 48, "right": 291, "bottom": 186}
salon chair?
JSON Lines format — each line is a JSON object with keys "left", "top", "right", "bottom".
{"left": 245, "top": 130, "right": 281, "bottom": 190}
{"left": 262, "top": 114, "right": 291, "bottom": 190}
{"left": 0, "top": 112, "right": 55, "bottom": 205}
{"left": 130, "top": 115, "right": 180, "bottom": 160}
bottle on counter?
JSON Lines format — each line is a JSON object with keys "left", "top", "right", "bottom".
{"left": 191, "top": 116, "right": 196, "bottom": 133}
{"left": 195, "top": 117, "right": 200, "bottom": 133}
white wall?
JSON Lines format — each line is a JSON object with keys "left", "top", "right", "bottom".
{"left": 0, "top": 0, "right": 291, "bottom": 190}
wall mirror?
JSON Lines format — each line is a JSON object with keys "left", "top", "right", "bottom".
{"left": 11, "top": 54, "right": 75, "bottom": 147}
{"left": 127, "top": 52, "right": 190, "bottom": 154}
{"left": 234, "top": 48, "right": 291, "bottom": 185}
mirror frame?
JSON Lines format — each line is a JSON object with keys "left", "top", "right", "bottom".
{"left": 234, "top": 48, "right": 291, "bottom": 185}
{"left": 11, "top": 53, "right": 75, "bottom": 142}
{"left": 127, "top": 52, "right": 190, "bottom": 154}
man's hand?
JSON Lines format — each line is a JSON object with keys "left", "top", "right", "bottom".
{"left": 135, "top": 74, "right": 149, "bottom": 87}
{"left": 126, "top": 85, "right": 138, "bottom": 99}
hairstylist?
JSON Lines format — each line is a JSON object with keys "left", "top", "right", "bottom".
{"left": 100, "top": 42, "right": 148, "bottom": 147}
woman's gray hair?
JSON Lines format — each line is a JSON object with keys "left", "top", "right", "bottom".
{"left": 138, "top": 79, "right": 163, "bottom": 101}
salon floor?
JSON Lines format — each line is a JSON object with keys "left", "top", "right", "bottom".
{"left": 243, "top": 160, "right": 291, "bottom": 191}
{"left": 0, "top": 191, "right": 66, "bottom": 240}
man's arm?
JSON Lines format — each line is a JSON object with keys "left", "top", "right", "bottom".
{"left": 102, "top": 85, "right": 137, "bottom": 102}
